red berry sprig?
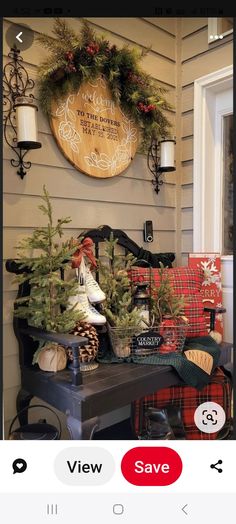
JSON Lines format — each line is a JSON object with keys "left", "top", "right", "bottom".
{"left": 65, "top": 64, "right": 77, "bottom": 73}
{"left": 65, "top": 51, "right": 74, "bottom": 61}
{"left": 65, "top": 51, "right": 77, "bottom": 74}
{"left": 137, "top": 101, "right": 156, "bottom": 113}
{"left": 86, "top": 42, "right": 100, "bottom": 55}
{"left": 128, "top": 71, "right": 146, "bottom": 87}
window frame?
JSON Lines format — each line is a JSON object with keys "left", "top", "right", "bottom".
{"left": 193, "top": 65, "right": 233, "bottom": 255}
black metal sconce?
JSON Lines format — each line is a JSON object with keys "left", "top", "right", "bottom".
{"left": 147, "top": 138, "right": 176, "bottom": 194}
{"left": 3, "top": 44, "right": 41, "bottom": 179}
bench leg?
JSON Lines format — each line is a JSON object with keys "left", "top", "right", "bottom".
{"left": 66, "top": 414, "right": 99, "bottom": 440}
{"left": 16, "top": 389, "right": 33, "bottom": 426}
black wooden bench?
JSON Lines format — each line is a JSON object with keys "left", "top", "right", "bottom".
{"left": 6, "top": 225, "right": 230, "bottom": 439}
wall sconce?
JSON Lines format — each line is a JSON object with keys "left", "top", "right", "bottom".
{"left": 147, "top": 138, "right": 176, "bottom": 194}
{"left": 3, "top": 44, "right": 41, "bottom": 179}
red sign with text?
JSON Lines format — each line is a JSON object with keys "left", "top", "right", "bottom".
{"left": 188, "top": 253, "right": 223, "bottom": 336}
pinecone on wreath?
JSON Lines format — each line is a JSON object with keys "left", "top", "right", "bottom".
{"left": 67, "top": 322, "right": 99, "bottom": 371}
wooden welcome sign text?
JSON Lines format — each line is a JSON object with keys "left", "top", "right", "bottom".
{"left": 50, "top": 77, "right": 139, "bottom": 178}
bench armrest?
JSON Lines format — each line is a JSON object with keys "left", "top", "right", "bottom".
{"left": 21, "top": 326, "right": 88, "bottom": 387}
{"left": 203, "top": 306, "right": 226, "bottom": 331}
{"left": 203, "top": 307, "right": 226, "bottom": 314}
{"left": 6, "top": 259, "right": 31, "bottom": 274}
{"left": 21, "top": 326, "right": 88, "bottom": 348}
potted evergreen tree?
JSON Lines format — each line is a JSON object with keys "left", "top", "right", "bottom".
{"left": 150, "top": 264, "right": 188, "bottom": 353}
{"left": 13, "top": 186, "right": 85, "bottom": 371}
{"left": 98, "top": 235, "right": 142, "bottom": 358}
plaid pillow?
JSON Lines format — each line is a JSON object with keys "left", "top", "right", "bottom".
{"left": 132, "top": 367, "right": 232, "bottom": 440}
{"left": 184, "top": 297, "right": 208, "bottom": 338}
{"left": 130, "top": 266, "right": 204, "bottom": 293}
{"left": 129, "top": 266, "right": 208, "bottom": 337}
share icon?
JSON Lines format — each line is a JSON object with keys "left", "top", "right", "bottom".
{"left": 210, "top": 459, "right": 223, "bottom": 473}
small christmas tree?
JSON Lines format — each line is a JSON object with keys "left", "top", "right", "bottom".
{"left": 98, "top": 235, "right": 142, "bottom": 357}
{"left": 13, "top": 185, "right": 84, "bottom": 334}
{"left": 150, "top": 264, "right": 185, "bottom": 323}
{"left": 98, "top": 234, "right": 141, "bottom": 330}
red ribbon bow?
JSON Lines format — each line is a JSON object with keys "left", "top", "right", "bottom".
{"left": 72, "top": 237, "right": 97, "bottom": 269}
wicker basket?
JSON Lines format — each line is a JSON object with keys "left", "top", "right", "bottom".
{"left": 107, "top": 317, "right": 188, "bottom": 360}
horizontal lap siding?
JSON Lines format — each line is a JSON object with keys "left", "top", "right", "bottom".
{"left": 142, "top": 18, "right": 176, "bottom": 35}
{"left": 181, "top": 18, "right": 208, "bottom": 37}
{"left": 181, "top": 161, "right": 193, "bottom": 185}
{"left": 4, "top": 193, "right": 176, "bottom": 229}
{"left": 182, "top": 85, "right": 194, "bottom": 112}
{"left": 86, "top": 17, "right": 176, "bottom": 60}
{"left": 3, "top": 17, "right": 176, "bottom": 435}
{"left": 180, "top": 19, "right": 233, "bottom": 266}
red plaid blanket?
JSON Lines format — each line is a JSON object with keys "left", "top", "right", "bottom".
{"left": 132, "top": 367, "right": 232, "bottom": 440}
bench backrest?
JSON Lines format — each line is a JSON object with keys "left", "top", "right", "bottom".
{"left": 6, "top": 225, "right": 175, "bottom": 367}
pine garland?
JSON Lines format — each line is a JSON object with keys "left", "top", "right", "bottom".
{"left": 37, "top": 18, "right": 172, "bottom": 150}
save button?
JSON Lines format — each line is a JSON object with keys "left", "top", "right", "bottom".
{"left": 121, "top": 447, "right": 182, "bottom": 486}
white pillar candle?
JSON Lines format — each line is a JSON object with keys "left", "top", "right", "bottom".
{"left": 14, "top": 97, "right": 41, "bottom": 149}
{"left": 160, "top": 139, "right": 175, "bottom": 171}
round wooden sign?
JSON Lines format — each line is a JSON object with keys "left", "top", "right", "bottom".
{"left": 50, "top": 77, "right": 139, "bottom": 178}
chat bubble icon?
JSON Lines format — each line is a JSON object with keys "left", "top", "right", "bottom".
{"left": 12, "top": 458, "right": 27, "bottom": 474}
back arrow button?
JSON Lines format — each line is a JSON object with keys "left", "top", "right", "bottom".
{"left": 16, "top": 32, "right": 23, "bottom": 43}
{"left": 181, "top": 504, "right": 188, "bottom": 515}
{"left": 6, "top": 24, "right": 34, "bottom": 51}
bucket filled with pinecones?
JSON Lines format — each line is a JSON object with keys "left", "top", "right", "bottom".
{"left": 67, "top": 322, "right": 99, "bottom": 371}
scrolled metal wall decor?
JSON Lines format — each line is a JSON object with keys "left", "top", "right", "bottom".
{"left": 147, "top": 138, "right": 176, "bottom": 194}
{"left": 3, "top": 44, "right": 41, "bottom": 179}
{"left": 147, "top": 138, "right": 164, "bottom": 194}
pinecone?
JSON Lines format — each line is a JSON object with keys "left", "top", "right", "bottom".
{"left": 67, "top": 322, "right": 99, "bottom": 363}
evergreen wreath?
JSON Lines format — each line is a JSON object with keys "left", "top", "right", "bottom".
{"left": 37, "top": 19, "right": 172, "bottom": 150}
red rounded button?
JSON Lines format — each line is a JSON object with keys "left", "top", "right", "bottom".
{"left": 121, "top": 447, "right": 182, "bottom": 486}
